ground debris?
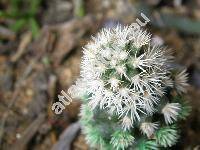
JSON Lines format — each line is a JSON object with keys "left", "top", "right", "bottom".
{"left": 11, "top": 113, "right": 46, "bottom": 150}
{"left": 0, "top": 26, "right": 16, "bottom": 41}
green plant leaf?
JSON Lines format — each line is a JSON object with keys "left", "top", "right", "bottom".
{"left": 9, "top": 19, "right": 26, "bottom": 32}
{"left": 74, "top": 0, "right": 85, "bottom": 17}
{"left": 29, "top": 18, "right": 40, "bottom": 38}
{"left": 28, "top": 0, "right": 42, "bottom": 16}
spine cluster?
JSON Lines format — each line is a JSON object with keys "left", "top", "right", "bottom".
{"left": 69, "top": 24, "right": 191, "bottom": 150}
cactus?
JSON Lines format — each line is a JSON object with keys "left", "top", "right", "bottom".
{"left": 69, "top": 24, "right": 191, "bottom": 149}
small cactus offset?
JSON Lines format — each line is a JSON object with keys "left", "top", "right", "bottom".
{"left": 69, "top": 24, "right": 191, "bottom": 150}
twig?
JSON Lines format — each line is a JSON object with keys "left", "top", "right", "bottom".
{"left": 11, "top": 32, "right": 32, "bottom": 63}
{"left": 52, "top": 122, "right": 81, "bottom": 150}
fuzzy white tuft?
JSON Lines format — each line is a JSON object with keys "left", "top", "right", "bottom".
{"left": 162, "top": 103, "right": 181, "bottom": 124}
{"left": 122, "top": 116, "right": 133, "bottom": 131}
{"left": 140, "top": 122, "right": 159, "bottom": 138}
{"left": 174, "top": 69, "right": 189, "bottom": 93}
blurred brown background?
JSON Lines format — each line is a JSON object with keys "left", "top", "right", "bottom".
{"left": 0, "top": 0, "right": 199, "bottom": 149}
